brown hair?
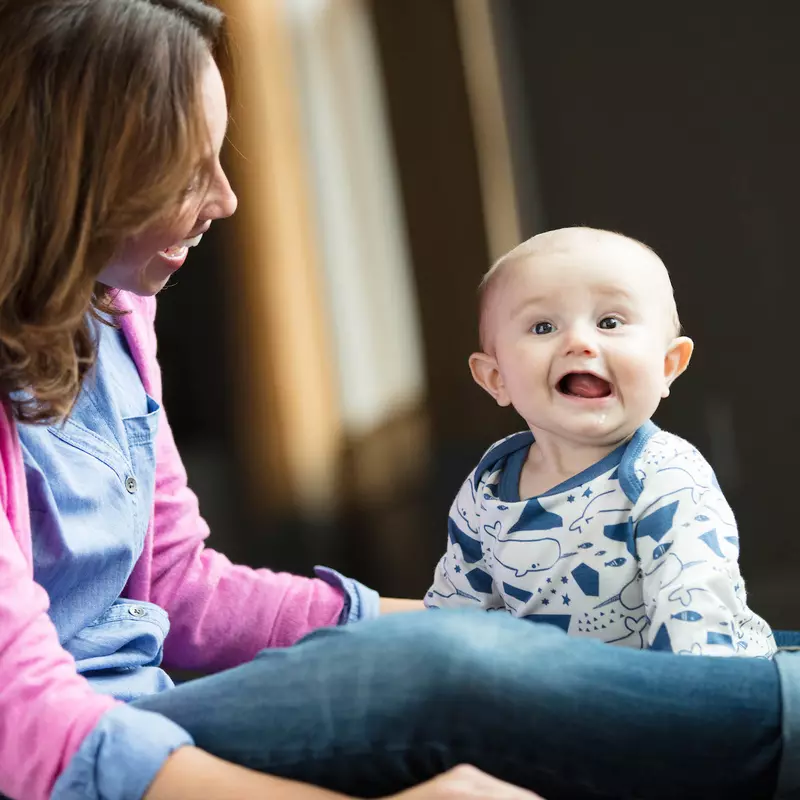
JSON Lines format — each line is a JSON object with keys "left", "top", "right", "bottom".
{"left": 0, "top": 0, "right": 227, "bottom": 423}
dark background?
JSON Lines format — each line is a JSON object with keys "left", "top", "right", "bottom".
{"left": 157, "top": 1, "right": 800, "bottom": 628}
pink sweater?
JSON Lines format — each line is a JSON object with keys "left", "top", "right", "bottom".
{"left": 0, "top": 292, "right": 345, "bottom": 799}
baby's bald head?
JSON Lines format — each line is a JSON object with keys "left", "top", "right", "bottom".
{"left": 478, "top": 227, "right": 681, "bottom": 353}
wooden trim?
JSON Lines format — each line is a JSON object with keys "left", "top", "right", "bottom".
{"left": 453, "top": 0, "right": 521, "bottom": 261}
{"left": 341, "top": 404, "right": 430, "bottom": 502}
{"left": 217, "top": 0, "right": 342, "bottom": 514}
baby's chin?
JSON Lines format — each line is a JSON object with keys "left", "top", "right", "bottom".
{"left": 568, "top": 428, "right": 636, "bottom": 450}
{"left": 528, "top": 413, "right": 640, "bottom": 450}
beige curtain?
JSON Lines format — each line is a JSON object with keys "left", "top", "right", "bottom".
{"left": 216, "top": 0, "right": 430, "bottom": 515}
{"left": 217, "top": 0, "right": 342, "bottom": 515}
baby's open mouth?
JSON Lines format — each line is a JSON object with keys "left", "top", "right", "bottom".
{"left": 557, "top": 372, "right": 613, "bottom": 399}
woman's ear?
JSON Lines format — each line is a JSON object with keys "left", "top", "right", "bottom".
{"left": 469, "top": 352, "right": 511, "bottom": 406}
{"left": 662, "top": 336, "right": 694, "bottom": 397}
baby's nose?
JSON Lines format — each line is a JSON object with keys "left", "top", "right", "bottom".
{"left": 564, "top": 326, "right": 598, "bottom": 356}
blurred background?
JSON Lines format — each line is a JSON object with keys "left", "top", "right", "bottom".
{"left": 157, "top": 0, "right": 800, "bottom": 626}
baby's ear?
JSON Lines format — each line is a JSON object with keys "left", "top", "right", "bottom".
{"left": 662, "top": 336, "right": 694, "bottom": 397}
{"left": 469, "top": 352, "right": 511, "bottom": 406}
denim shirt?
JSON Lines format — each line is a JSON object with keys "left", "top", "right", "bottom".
{"left": 16, "top": 317, "right": 379, "bottom": 799}
{"left": 19, "top": 318, "right": 174, "bottom": 700}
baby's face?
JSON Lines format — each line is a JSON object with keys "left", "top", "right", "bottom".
{"left": 480, "top": 234, "right": 686, "bottom": 447}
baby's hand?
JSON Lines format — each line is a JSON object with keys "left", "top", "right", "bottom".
{"left": 387, "top": 764, "right": 545, "bottom": 799}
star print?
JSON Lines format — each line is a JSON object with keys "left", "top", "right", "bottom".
{"left": 542, "top": 598, "right": 550, "bottom": 606}
{"left": 562, "top": 594, "right": 571, "bottom": 606}
{"left": 561, "top": 576, "right": 569, "bottom": 584}
{"left": 582, "top": 487, "right": 593, "bottom": 498}
{"left": 546, "top": 578, "right": 552, "bottom": 583}
{"left": 550, "top": 588, "right": 557, "bottom": 594}
{"left": 537, "top": 587, "right": 543, "bottom": 593}
{"left": 567, "top": 494, "right": 575, "bottom": 503}
{"left": 454, "top": 565, "right": 461, "bottom": 573}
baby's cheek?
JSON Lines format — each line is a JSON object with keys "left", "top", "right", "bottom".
{"left": 620, "top": 364, "right": 664, "bottom": 407}
{"left": 637, "top": 371, "right": 669, "bottom": 411}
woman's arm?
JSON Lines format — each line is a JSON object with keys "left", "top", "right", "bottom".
{"left": 145, "top": 748, "right": 349, "bottom": 799}
{"left": 120, "top": 295, "right": 350, "bottom": 671}
{"left": 146, "top": 409, "right": 347, "bottom": 668}
{"left": 146, "top": 749, "right": 544, "bottom": 800}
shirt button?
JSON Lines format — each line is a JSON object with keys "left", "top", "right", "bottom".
{"left": 125, "top": 476, "right": 138, "bottom": 494}
{"left": 128, "top": 606, "right": 146, "bottom": 618}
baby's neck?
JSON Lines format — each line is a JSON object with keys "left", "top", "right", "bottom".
{"left": 518, "top": 431, "right": 628, "bottom": 499}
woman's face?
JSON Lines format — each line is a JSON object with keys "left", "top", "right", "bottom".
{"left": 98, "top": 57, "right": 238, "bottom": 296}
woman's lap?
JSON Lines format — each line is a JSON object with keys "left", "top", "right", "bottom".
{"left": 132, "top": 611, "right": 783, "bottom": 799}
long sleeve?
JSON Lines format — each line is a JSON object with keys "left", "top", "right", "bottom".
{"left": 148, "top": 399, "right": 348, "bottom": 672}
{"left": 426, "top": 470, "right": 503, "bottom": 611}
{"left": 634, "top": 444, "right": 774, "bottom": 657}
{"left": 118, "top": 293, "right": 349, "bottom": 673}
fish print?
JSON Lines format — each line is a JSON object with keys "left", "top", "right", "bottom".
{"left": 652, "top": 542, "right": 673, "bottom": 560}
{"left": 671, "top": 610, "right": 703, "bottom": 622}
{"left": 427, "top": 427, "right": 775, "bottom": 660}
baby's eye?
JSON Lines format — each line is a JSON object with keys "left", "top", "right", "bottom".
{"left": 532, "top": 321, "right": 555, "bottom": 335}
{"left": 598, "top": 316, "right": 622, "bottom": 330}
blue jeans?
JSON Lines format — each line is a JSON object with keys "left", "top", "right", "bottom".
{"left": 132, "top": 611, "right": 784, "bottom": 799}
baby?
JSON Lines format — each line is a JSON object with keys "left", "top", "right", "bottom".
{"left": 426, "top": 227, "right": 774, "bottom": 657}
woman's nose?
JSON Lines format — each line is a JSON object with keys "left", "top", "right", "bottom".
{"left": 202, "top": 165, "right": 238, "bottom": 221}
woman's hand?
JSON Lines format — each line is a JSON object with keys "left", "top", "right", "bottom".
{"left": 145, "top": 748, "right": 545, "bottom": 800}
{"left": 388, "top": 765, "right": 545, "bottom": 799}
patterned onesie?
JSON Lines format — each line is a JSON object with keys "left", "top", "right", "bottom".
{"left": 426, "top": 422, "right": 774, "bottom": 657}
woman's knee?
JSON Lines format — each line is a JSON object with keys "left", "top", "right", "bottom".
{"left": 339, "top": 610, "right": 573, "bottom": 697}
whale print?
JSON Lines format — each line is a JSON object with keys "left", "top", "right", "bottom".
{"left": 426, "top": 427, "right": 775, "bottom": 659}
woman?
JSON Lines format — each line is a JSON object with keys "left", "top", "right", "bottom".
{"left": 0, "top": 2, "right": 793, "bottom": 800}
{"left": 0, "top": 1, "right": 540, "bottom": 797}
